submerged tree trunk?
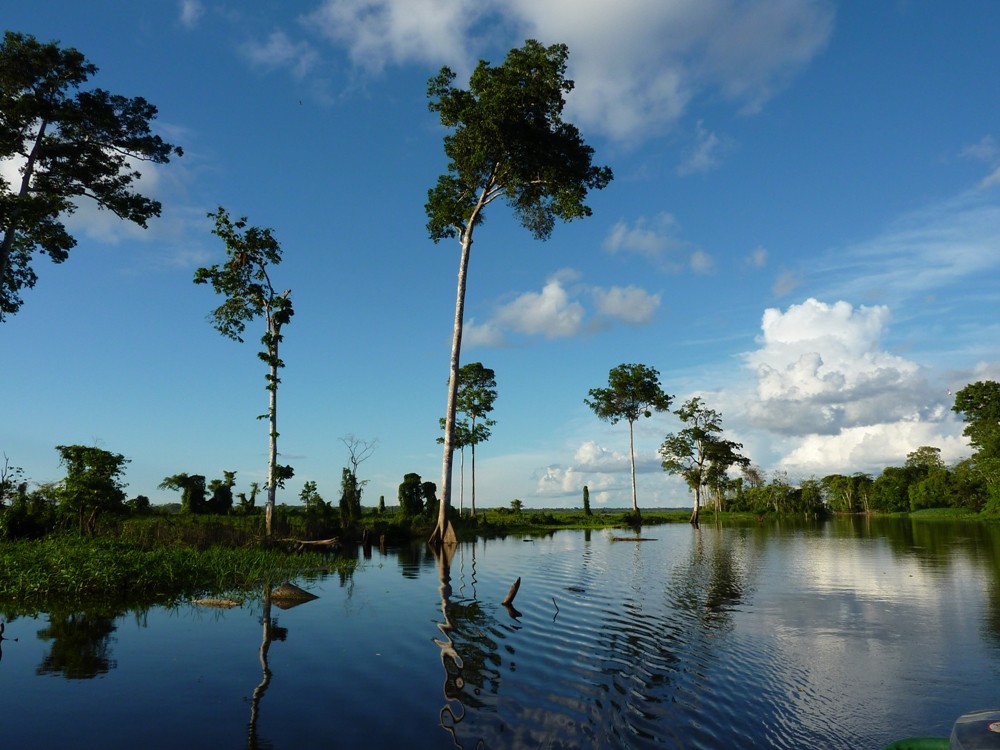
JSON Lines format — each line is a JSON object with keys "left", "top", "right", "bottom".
{"left": 690, "top": 483, "right": 701, "bottom": 527}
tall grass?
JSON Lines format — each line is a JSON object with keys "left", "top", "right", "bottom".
{"left": 0, "top": 536, "right": 353, "bottom": 605}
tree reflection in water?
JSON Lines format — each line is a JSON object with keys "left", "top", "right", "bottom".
{"left": 432, "top": 542, "right": 525, "bottom": 749}
{"left": 37, "top": 607, "right": 122, "bottom": 678}
{"left": 247, "top": 584, "right": 290, "bottom": 750}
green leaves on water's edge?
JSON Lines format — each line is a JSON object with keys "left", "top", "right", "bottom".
{"left": 0, "top": 537, "right": 351, "bottom": 606}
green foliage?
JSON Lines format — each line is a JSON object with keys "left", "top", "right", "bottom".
{"left": 586, "top": 363, "right": 672, "bottom": 426}
{"left": 339, "top": 468, "right": 362, "bottom": 528}
{"left": 425, "top": 39, "right": 613, "bottom": 244}
{"left": 659, "top": 397, "right": 748, "bottom": 521}
{"left": 871, "top": 466, "right": 918, "bottom": 513}
{"left": 0, "top": 31, "right": 182, "bottom": 319}
{"left": 56, "top": 444, "right": 130, "bottom": 535}
{"left": 455, "top": 362, "right": 498, "bottom": 442}
{"left": 510, "top": 498, "right": 523, "bottom": 513}
{"left": 905, "top": 446, "right": 945, "bottom": 472}
{"left": 206, "top": 470, "right": 236, "bottom": 514}
{"left": 195, "top": 208, "right": 292, "bottom": 345}
{"left": 0, "top": 454, "right": 25, "bottom": 506}
{"left": 0, "top": 483, "right": 58, "bottom": 539}
{"left": 195, "top": 208, "right": 293, "bottom": 536}
{"left": 953, "top": 381, "right": 1000, "bottom": 460}
{"left": 821, "top": 473, "right": 873, "bottom": 513}
{"left": 159, "top": 473, "right": 207, "bottom": 514}
{"left": 442, "top": 362, "right": 498, "bottom": 516}
{"left": 0, "top": 535, "right": 352, "bottom": 604}
{"left": 583, "top": 485, "right": 591, "bottom": 516}
{"left": 421, "top": 481, "right": 439, "bottom": 520}
{"left": 398, "top": 473, "right": 424, "bottom": 517}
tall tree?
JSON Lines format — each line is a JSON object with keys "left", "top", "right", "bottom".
{"left": 195, "top": 208, "right": 294, "bottom": 537}
{"left": 659, "top": 397, "right": 748, "bottom": 527}
{"left": 0, "top": 32, "right": 182, "bottom": 319}
{"left": 454, "top": 363, "right": 497, "bottom": 517}
{"left": 55, "top": 444, "right": 129, "bottom": 535}
{"left": 425, "top": 39, "right": 613, "bottom": 546}
{"left": 585, "top": 363, "right": 672, "bottom": 514}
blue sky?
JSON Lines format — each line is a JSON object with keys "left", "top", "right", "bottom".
{"left": 3, "top": 1, "right": 999, "bottom": 510}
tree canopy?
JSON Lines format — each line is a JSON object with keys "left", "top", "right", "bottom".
{"left": 426, "top": 39, "right": 612, "bottom": 546}
{"left": 0, "top": 31, "right": 182, "bottom": 318}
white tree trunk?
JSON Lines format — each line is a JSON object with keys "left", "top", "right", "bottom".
{"left": 433, "top": 231, "right": 471, "bottom": 546}
{"left": 265, "top": 353, "right": 278, "bottom": 537}
{"left": 628, "top": 419, "right": 638, "bottom": 513}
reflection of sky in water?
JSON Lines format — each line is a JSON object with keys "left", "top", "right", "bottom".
{"left": 740, "top": 531, "right": 995, "bottom": 744}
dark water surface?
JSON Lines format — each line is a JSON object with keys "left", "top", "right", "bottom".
{"left": 3, "top": 517, "right": 1000, "bottom": 749}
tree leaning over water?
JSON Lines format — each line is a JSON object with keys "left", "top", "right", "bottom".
{"left": 585, "top": 364, "right": 672, "bottom": 515}
{"left": 195, "top": 208, "right": 294, "bottom": 537}
{"left": 425, "top": 40, "right": 613, "bottom": 546}
{"left": 0, "top": 31, "right": 182, "bottom": 319}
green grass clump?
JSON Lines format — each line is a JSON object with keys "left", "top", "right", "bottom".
{"left": 0, "top": 536, "right": 352, "bottom": 605}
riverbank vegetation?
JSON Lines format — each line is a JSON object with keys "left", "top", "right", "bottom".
{"left": 1, "top": 377, "right": 997, "bottom": 606}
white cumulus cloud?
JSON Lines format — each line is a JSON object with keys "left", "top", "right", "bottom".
{"left": 729, "top": 297, "right": 966, "bottom": 477}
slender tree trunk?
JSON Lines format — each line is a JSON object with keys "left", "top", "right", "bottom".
{"left": 459, "top": 448, "right": 465, "bottom": 517}
{"left": 432, "top": 179, "right": 492, "bottom": 547}
{"left": 470, "top": 437, "right": 477, "bottom": 517}
{"left": 265, "top": 338, "right": 278, "bottom": 537}
{"left": 690, "top": 483, "right": 701, "bottom": 527}
{"left": 628, "top": 419, "right": 638, "bottom": 513}
{"left": 432, "top": 231, "right": 471, "bottom": 547}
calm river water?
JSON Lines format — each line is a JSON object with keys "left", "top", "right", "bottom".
{"left": 2, "top": 517, "right": 1000, "bottom": 749}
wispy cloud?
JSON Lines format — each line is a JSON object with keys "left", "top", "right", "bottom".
{"left": 241, "top": 30, "right": 320, "bottom": 78}
{"left": 179, "top": 0, "right": 204, "bottom": 29}
{"left": 810, "top": 190, "right": 1000, "bottom": 305}
{"left": 677, "top": 120, "right": 733, "bottom": 176}
{"left": 746, "top": 246, "right": 768, "bottom": 268}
